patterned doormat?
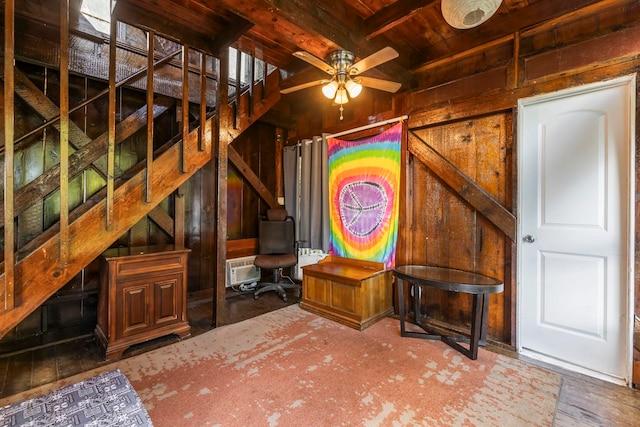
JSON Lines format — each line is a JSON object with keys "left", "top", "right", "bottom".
{"left": 0, "top": 369, "right": 151, "bottom": 426}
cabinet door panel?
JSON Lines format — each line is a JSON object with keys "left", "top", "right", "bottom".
{"left": 304, "top": 275, "right": 329, "bottom": 305}
{"left": 117, "top": 283, "right": 150, "bottom": 338}
{"left": 330, "top": 281, "right": 357, "bottom": 314}
{"left": 154, "top": 277, "right": 180, "bottom": 324}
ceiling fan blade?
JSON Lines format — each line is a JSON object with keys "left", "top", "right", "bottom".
{"left": 280, "top": 79, "right": 329, "bottom": 94}
{"left": 348, "top": 47, "right": 399, "bottom": 75}
{"left": 293, "top": 51, "right": 336, "bottom": 75}
{"left": 358, "top": 76, "right": 402, "bottom": 93}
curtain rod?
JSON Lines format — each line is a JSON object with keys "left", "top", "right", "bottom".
{"left": 326, "top": 115, "right": 408, "bottom": 139}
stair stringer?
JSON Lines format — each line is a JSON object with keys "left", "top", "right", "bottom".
{"left": 0, "top": 118, "right": 213, "bottom": 339}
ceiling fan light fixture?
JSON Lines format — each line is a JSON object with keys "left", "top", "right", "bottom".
{"left": 322, "top": 80, "right": 339, "bottom": 99}
{"left": 442, "top": 0, "right": 502, "bottom": 29}
{"left": 334, "top": 87, "right": 349, "bottom": 105}
{"left": 345, "top": 78, "right": 362, "bottom": 98}
{"left": 288, "top": 47, "right": 399, "bottom": 120}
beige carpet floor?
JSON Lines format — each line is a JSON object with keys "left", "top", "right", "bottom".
{"left": 0, "top": 305, "right": 561, "bottom": 426}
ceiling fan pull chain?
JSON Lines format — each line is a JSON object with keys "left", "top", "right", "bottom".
{"left": 339, "top": 105, "right": 344, "bottom": 121}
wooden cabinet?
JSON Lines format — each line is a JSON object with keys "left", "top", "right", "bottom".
{"left": 301, "top": 256, "right": 393, "bottom": 330}
{"left": 95, "top": 245, "right": 191, "bottom": 360}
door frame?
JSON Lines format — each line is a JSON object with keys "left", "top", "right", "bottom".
{"left": 516, "top": 74, "right": 636, "bottom": 385}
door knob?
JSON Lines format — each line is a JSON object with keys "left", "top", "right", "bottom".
{"left": 523, "top": 234, "right": 535, "bottom": 243}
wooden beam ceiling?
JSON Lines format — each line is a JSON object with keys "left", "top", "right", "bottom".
{"left": 413, "top": 0, "right": 606, "bottom": 71}
{"left": 114, "top": 1, "right": 254, "bottom": 54}
{"left": 214, "top": 0, "right": 414, "bottom": 87}
{"left": 364, "top": 0, "right": 437, "bottom": 40}
{"left": 8, "top": 0, "right": 631, "bottom": 101}
{"left": 14, "top": 0, "right": 105, "bottom": 41}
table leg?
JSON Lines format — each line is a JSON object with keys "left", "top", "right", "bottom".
{"left": 413, "top": 283, "right": 421, "bottom": 325}
{"left": 468, "top": 294, "right": 484, "bottom": 360}
{"left": 398, "top": 278, "right": 407, "bottom": 336}
{"left": 479, "top": 293, "right": 489, "bottom": 346}
{"left": 397, "top": 281, "right": 441, "bottom": 340}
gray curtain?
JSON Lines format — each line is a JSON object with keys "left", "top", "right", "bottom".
{"left": 283, "top": 136, "right": 329, "bottom": 252}
{"left": 283, "top": 145, "right": 298, "bottom": 228}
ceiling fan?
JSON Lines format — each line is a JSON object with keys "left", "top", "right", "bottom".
{"left": 281, "top": 46, "right": 402, "bottom": 119}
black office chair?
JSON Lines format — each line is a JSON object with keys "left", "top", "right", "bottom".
{"left": 253, "top": 208, "right": 300, "bottom": 302}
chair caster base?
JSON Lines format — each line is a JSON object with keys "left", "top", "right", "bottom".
{"left": 253, "top": 279, "right": 300, "bottom": 303}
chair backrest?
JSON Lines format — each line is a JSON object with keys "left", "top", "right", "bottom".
{"left": 259, "top": 209, "right": 295, "bottom": 255}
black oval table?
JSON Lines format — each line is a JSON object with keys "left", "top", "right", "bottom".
{"left": 393, "top": 265, "right": 504, "bottom": 360}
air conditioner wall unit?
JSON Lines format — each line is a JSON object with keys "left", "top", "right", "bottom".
{"left": 226, "top": 255, "right": 261, "bottom": 287}
{"left": 293, "top": 248, "right": 329, "bottom": 280}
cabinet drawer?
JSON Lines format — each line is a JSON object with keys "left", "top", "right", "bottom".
{"left": 115, "top": 254, "right": 186, "bottom": 277}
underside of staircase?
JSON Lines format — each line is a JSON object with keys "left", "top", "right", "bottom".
{"left": 0, "top": 75, "right": 281, "bottom": 339}
{"left": 0, "top": 7, "right": 283, "bottom": 339}
{"left": 0, "top": 118, "right": 214, "bottom": 338}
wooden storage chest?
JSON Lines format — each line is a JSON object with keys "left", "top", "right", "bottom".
{"left": 301, "top": 255, "right": 393, "bottom": 330}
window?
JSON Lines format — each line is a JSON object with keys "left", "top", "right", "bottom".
{"left": 80, "top": 0, "right": 111, "bottom": 34}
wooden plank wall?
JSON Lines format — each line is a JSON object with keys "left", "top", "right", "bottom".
{"left": 405, "top": 114, "right": 513, "bottom": 343}
{"left": 227, "top": 122, "right": 282, "bottom": 240}
{"left": 397, "top": 8, "right": 640, "bottom": 348}
{"left": 290, "top": 2, "right": 640, "bottom": 350}
{"left": 185, "top": 120, "right": 283, "bottom": 299}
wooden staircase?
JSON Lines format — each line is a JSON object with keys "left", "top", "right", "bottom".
{"left": 0, "top": 66, "right": 282, "bottom": 340}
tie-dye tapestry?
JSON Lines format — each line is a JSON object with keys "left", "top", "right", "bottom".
{"left": 328, "top": 122, "right": 402, "bottom": 269}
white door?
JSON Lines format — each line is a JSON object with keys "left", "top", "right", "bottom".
{"left": 518, "top": 76, "right": 634, "bottom": 384}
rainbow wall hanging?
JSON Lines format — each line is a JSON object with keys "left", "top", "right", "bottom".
{"left": 328, "top": 122, "right": 402, "bottom": 269}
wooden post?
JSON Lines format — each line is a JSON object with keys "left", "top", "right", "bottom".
{"left": 3, "top": 0, "right": 15, "bottom": 310}
{"left": 146, "top": 30, "right": 154, "bottom": 203}
{"left": 174, "top": 184, "right": 186, "bottom": 247}
{"left": 233, "top": 48, "right": 240, "bottom": 129}
{"left": 59, "top": 0, "right": 70, "bottom": 264}
{"left": 199, "top": 52, "right": 207, "bottom": 152}
{"left": 182, "top": 44, "right": 189, "bottom": 172}
{"left": 512, "top": 31, "right": 520, "bottom": 89}
{"left": 274, "top": 129, "right": 283, "bottom": 201}
{"left": 199, "top": 58, "right": 218, "bottom": 322}
{"left": 248, "top": 53, "right": 254, "bottom": 118}
{"left": 215, "top": 50, "right": 230, "bottom": 326}
{"left": 106, "top": 12, "right": 117, "bottom": 230}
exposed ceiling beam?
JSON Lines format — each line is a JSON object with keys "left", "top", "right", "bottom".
{"left": 14, "top": 0, "right": 106, "bottom": 42}
{"left": 213, "top": 0, "right": 413, "bottom": 87}
{"left": 413, "top": 0, "right": 605, "bottom": 72}
{"left": 114, "top": 2, "right": 206, "bottom": 51}
{"left": 211, "top": 15, "right": 255, "bottom": 54}
{"left": 114, "top": 1, "right": 253, "bottom": 55}
{"left": 364, "top": 0, "right": 437, "bottom": 40}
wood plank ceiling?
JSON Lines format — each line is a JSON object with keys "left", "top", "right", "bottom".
{"left": 114, "top": 0, "right": 605, "bottom": 93}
